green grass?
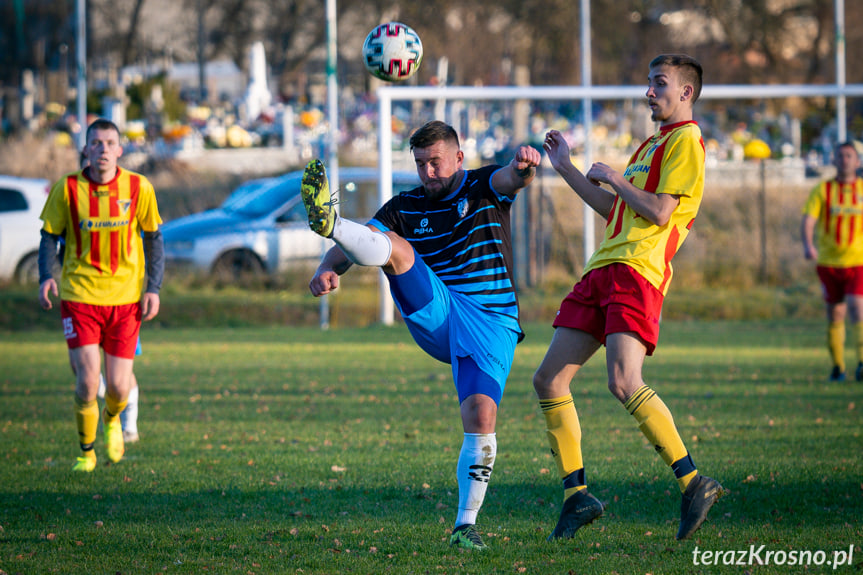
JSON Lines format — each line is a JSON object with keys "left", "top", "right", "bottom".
{"left": 1, "top": 319, "right": 861, "bottom": 574}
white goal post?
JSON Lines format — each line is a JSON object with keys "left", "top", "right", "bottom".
{"left": 374, "top": 83, "right": 863, "bottom": 325}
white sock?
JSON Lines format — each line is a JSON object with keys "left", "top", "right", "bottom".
{"left": 120, "top": 383, "right": 139, "bottom": 433}
{"left": 454, "top": 433, "right": 496, "bottom": 527}
{"left": 332, "top": 218, "right": 392, "bottom": 266}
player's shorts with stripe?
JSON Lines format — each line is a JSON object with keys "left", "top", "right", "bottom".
{"left": 553, "top": 262, "right": 664, "bottom": 355}
{"left": 60, "top": 301, "right": 142, "bottom": 359}
{"left": 386, "top": 254, "right": 518, "bottom": 406}
{"left": 816, "top": 265, "right": 863, "bottom": 304}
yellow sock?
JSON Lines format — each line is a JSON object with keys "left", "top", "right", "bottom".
{"left": 74, "top": 395, "right": 99, "bottom": 453}
{"left": 828, "top": 321, "right": 845, "bottom": 372}
{"left": 854, "top": 323, "right": 863, "bottom": 368}
{"left": 540, "top": 395, "right": 586, "bottom": 500}
{"left": 625, "top": 385, "right": 696, "bottom": 492}
{"left": 103, "top": 394, "right": 128, "bottom": 424}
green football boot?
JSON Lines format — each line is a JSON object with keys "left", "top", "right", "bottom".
{"left": 301, "top": 159, "right": 337, "bottom": 237}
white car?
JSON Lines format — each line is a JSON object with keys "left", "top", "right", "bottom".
{"left": 0, "top": 176, "right": 50, "bottom": 284}
{"left": 162, "top": 167, "right": 420, "bottom": 279}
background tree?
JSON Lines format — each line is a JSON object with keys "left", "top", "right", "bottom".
{"left": 0, "top": 0, "right": 860, "bottom": 134}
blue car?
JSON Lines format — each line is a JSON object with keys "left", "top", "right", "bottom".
{"left": 161, "top": 167, "right": 420, "bottom": 279}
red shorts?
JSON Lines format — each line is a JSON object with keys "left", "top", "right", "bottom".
{"left": 60, "top": 301, "right": 142, "bottom": 359}
{"left": 816, "top": 265, "right": 863, "bottom": 304}
{"left": 553, "top": 263, "right": 664, "bottom": 355}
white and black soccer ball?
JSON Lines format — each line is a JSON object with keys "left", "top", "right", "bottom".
{"left": 362, "top": 22, "right": 423, "bottom": 82}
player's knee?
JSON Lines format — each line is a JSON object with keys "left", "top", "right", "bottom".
{"left": 532, "top": 367, "right": 551, "bottom": 394}
{"left": 460, "top": 395, "right": 497, "bottom": 433}
{"left": 473, "top": 406, "right": 496, "bottom": 431}
{"left": 607, "top": 377, "right": 636, "bottom": 403}
{"left": 382, "top": 233, "right": 413, "bottom": 274}
{"left": 532, "top": 364, "right": 570, "bottom": 396}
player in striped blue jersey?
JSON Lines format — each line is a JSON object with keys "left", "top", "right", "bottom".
{"left": 303, "top": 120, "right": 541, "bottom": 550}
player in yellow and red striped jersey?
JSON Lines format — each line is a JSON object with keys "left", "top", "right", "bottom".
{"left": 533, "top": 54, "right": 723, "bottom": 543}
{"left": 801, "top": 142, "right": 863, "bottom": 382}
{"left": 38, "top": 118, "right": 164, "bottom": 472}
{"left": 580, "top": 120, "right": 704, "bottom": 294}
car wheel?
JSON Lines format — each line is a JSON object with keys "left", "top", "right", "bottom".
{"left": 15, "top": 253, "right": 40, "bottom": 285}
{"left": 211, "top": 250, "right": 265, "bottom": 282}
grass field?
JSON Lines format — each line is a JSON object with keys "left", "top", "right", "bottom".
{"left": 1, "top": 319, "right": 861, "bottom": 574}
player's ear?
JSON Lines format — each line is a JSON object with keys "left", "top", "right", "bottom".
{"left": 681, "top": 84, "right": 694, "bottom": 102}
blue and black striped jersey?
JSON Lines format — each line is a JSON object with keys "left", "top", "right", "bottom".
{"left": 369, "top": 165, "right": 522, "bottom": 336}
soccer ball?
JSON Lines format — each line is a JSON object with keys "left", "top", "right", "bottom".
{"left": 362, "top": 22, "right": 423, "bottom": 82}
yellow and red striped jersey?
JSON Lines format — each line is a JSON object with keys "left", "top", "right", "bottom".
{"left": 802, "top": 178, "right": 863, "bottom": 267}
{"left": 40, "top": 167, "right": 162, "bottom": 305}
{"left": 584, "top": 120, "right": 705, "bottom": 295}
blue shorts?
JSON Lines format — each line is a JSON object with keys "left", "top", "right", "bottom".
{"left": 386, "top": 255, "right": 518, "bottom": 405}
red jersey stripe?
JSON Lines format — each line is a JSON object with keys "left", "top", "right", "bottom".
{"left": 90, "top": 229, "right": 102, "bottom": 273}
{"left": 88, "top": 178, "right": 100, "bottom": 217}
{"left": 658, "top": 225, "right": 681, "bottom": 293}
{"left": 109, "top": 177, "right": 120, "bottom": 273}
{"left": 643, "top": 140, "right": 668, "bottom": 193}
{"left": 67, "top": 175, "right": 82, "bottom": 258}
{"left": 109, "top": 178, "right": 120, "bottom": 217}
{"left": 127, "top": 172, "right": 140, "bottom": 255}
{"left": 88, "top": 178, "right": 102, "bottom": 273}
{"left": 835, "top": 182, "right": 844, "bottom": 246}
{"left": 110, "top": 230, "right": 120, "bottom": 274}
{"left": 609, "top": 196, "right": 626, "bottom": 240}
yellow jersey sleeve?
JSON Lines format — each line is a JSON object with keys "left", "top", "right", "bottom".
{"left": 40, "top": 172, "right": 75, "bottom": 236}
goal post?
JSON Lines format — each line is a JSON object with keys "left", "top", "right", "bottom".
{"left": 374, "top": 82, "right": 863, "bottom": 325}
